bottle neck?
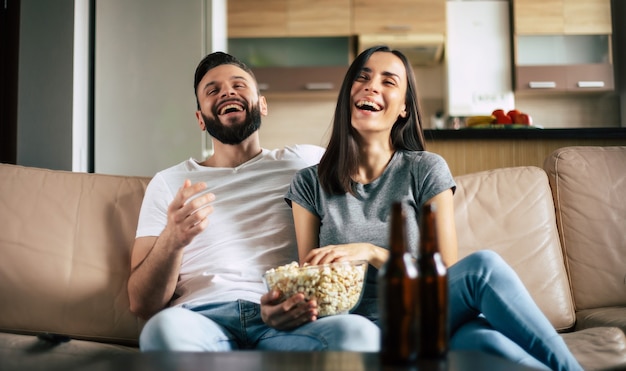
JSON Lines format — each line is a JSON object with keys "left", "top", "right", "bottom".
{"left": 389, "top": 201, "right": 409, "bottom": 255}
{"left": 419, "top": 203, "right": 439, "bottom": 255}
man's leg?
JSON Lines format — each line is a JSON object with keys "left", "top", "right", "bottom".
{"left": 140, "top": 307, "right": 236, "bottom": 351}
{"left": 256, "top": 313, "right": 380, "bottom": 351}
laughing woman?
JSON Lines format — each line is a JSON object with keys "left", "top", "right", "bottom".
{"left": 284, "top": 46, "right": 582, "bottom": 371}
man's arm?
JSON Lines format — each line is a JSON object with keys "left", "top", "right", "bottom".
{"left": 128, "top": 180, "right": 215, "bottom": 319}
{"left": 128, "top": 236, "right": 184, "bottom": 319}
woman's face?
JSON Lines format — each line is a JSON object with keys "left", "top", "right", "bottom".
{"left": 350, "top": 51, "right": 408, "bottom": 136}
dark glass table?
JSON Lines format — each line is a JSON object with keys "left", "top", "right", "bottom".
{"left": 85, "top": 350, "right": 541, "bottom": 371}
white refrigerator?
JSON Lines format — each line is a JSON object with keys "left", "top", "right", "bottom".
{"left": 445, "top": 0, "right": 515, "bottom": 117}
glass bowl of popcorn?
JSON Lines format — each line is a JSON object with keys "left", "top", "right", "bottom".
{"left": 263, "top": 260, "right": 368, "bottom": 317}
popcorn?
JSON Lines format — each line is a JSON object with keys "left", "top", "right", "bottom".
{"left": 263, "top": 260, "right": 367, "bottom": 317}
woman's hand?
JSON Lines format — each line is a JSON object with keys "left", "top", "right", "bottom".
{"left": 260, "top": 290, "right": 318, "bottom": 330}
{"left": 303, "top": 243, "right": 389, "bottom": 269}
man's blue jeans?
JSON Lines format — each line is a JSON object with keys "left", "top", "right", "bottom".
{"left": 140, "top": 300, "right": 379, "bottom": 351}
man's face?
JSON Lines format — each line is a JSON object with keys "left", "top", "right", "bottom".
{"left": 195, "top": 64, "right": 267, "bottom": 145}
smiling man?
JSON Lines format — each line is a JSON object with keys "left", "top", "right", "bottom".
{"left": 127, "top": 52, "right": 379, "bottom": 352}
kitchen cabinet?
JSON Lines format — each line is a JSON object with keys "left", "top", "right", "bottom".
{"left": 251, "top": 66, "right": 347, "bottom": 94}
{"left": 516, "top": 64, "right": 614, "bottom": 92}
{"left": 228, "top": 0, "right": 351, "bottom": 37}
{"left": 514, "top": 35, "right": 614, "bottom": 93}
{"left": 513, "top": 0, "right": 614, "bottom": 94}
{"left": 227, "top": 37, "right": 351, "bottom": 95}
{"left": 352, "top": 0, "right": 445, "bottom": 35}
{"left": 514, "top": 0, "right": 612, "bottom": 35}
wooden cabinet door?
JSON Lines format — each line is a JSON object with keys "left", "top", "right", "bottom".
{"left": 515, "top": 64, "right": 614, "bottom": 92}
{"left": 288, "top": 0, "right": 351, "bottom": 36}
{"left": 352, "top": 0, "right": 445, "bottom": 35}
{"left": 229, "top": 0, "right": 350, "bottom": 37}
{"left": 228, "top": 0, "right": 288, "bottom": 37}
{"left": 564, "top": 0, "right": 612, "bottom": 34}
{"left": 516, "top": 66, "right": 568, "bottom": 92}
{"left": 514, "top": 0, "right": 564, "bottom": 34}
{"left": 565, "top": 64, "right": 614, "bottom": 91}
{"left": 514, "top": 0, "right": 611, "bottom": 35}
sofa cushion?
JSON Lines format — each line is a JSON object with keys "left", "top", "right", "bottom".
{"left": 0, "top": 332, "right": 137, "bottom": 371}
{"left": 576, "top": 307, "right": 626, "bottom": 334}
{"left": 543, "top": 146, "right": 626, "bottom": 312}
{"left": 0, "top": 164, "right": 150, "bottom": 345}
{"left": 453, "top": 166, "right": 575, "bottom": 331}
{"left": 561, "top": 327, "right": 626, "bottom": 371}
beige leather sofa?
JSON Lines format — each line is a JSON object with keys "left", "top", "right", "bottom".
{"left": 0, "top": 146, "right": 625, "bottom": 370}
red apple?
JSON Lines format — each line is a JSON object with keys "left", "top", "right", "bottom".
{"left": 492, "top": 109, "right": 505, "bottom": 117}
{"left": 516, "top": 113, "right": 533, "bottom": 125}
{"left": 507, "top": 109, "right": 521, "bottom": 123}
{"left": 495, "top": 114, "right": 512, "bottom": 124}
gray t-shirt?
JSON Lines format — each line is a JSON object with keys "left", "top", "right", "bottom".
{"left": 285, "top": 150, "right": 456, "bottom": 321}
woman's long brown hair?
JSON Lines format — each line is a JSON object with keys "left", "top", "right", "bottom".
{"left": 318, "top": 45, "right": 427, "bottom": 195}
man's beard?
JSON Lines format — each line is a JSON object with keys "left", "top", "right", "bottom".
{"left": 202, "top": 103, "right": 262, "bottom": 145}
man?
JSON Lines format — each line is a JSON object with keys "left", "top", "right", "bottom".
{"left": 127, "top": 52, "right": 379, "bottom": 351}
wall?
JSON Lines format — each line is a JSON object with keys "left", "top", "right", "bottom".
{"left": 17, "top": 0, "right": 74, "bottom": 170}
{"left": 94, "top": 0, "right": 209, "bottom": 176}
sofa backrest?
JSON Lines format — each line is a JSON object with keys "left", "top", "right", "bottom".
{"left": 453, "top": 166, "right": 576, "bottom": 331}
{"left": 544, "top": 146, "right": 626, "bottom": 311}
{"left": 0, "top": 164, "right": 151, "bottom": 346}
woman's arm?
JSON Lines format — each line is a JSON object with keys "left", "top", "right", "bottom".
{"left": 425, "top": 188, "right": 458, "bottom": 266}
{"left": 291, "top": 202, "right": 321, "bottom": 266}
{"left": 292, "top": 202, "right": 389, "bottom": 268}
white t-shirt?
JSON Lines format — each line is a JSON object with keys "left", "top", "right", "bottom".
{"left": 136, "top": 144, "right": 325, "bottom": 308}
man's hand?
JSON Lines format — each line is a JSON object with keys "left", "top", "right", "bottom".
{"left": 163, "top": 179, "right": 215, "bottom": 250}
{"left": 260, "top": 290, "right": 318, "bottom": 330}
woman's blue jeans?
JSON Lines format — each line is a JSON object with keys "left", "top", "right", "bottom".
{"left": 447, "top": 250, "right": 582, "bottom": 371}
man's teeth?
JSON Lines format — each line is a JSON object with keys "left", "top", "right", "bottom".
{"left": 356, "top": 101, "right": 381, "bottom": 111}
{"left": 220, "top": 104, "right": 243, "bottom": 115}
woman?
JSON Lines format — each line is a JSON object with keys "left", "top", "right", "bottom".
{"left": 284, "top": 46, "right": 582, "bottom": 371}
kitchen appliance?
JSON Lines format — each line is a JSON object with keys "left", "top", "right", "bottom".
{"left": 445, "top": 0, "right": 515, "bottom": 117}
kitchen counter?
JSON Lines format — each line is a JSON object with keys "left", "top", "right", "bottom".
{"left": 423, "top": 127, "right": 626, "bottom": 176}
{"left": 424, "top": 127, "right": 626, "bottom": 140}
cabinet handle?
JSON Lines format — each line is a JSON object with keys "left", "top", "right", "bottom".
{"left": 305, "top": 82, "right": 334, "bottom": 91}
{"left": 384, "top": 25, "right": 411, "bottom": 31}
{"left": 258, "top": 83, "right": 270, "bottom": 91}
{"left": 577, "top": 81, "right": 605, "bottom": 88}
{"left": 528, "top": 81, "right": 557, "bottom": 89}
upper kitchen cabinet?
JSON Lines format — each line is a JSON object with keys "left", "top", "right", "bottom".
{"left": 514, "top": 0, "right": 612, "bottom": 35}
{"left": 288, "top": 0, "right": 351, "bottom": 36}
{"left": 513, "top": 0, "right": 614, "bottom": 93}
{"left": 352, "top": 0, "right": 445, "bottom": 35}
{"left": 228, "top": 0, "right": 351, "bottom": 37}
{"left": 228, "top": 0, "right": 287, "bottom": 37}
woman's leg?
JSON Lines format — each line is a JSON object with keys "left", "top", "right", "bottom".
{"left": 448, "top": 250, "right": 582, "bottom": 371}
{"left": 450, "top": 317, "right": 549, "bottom": 370}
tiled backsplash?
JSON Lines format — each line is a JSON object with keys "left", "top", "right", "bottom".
{"left": 515, "top": 94, "right": 620, "bottom": 128}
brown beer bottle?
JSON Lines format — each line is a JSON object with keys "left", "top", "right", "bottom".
{"left": 417, "top": 202, "right": 448, "bottom": 358}
{"left": 378, "top": 201, "right": 419, "bottom": 364}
